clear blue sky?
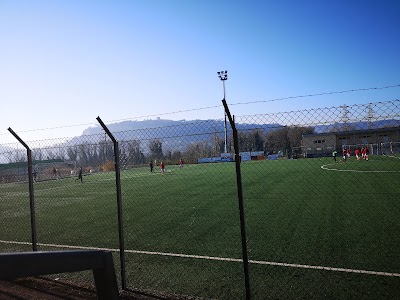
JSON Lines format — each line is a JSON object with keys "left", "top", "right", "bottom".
{"left": 1, "top": 0, "right": 399, "bottom": 143}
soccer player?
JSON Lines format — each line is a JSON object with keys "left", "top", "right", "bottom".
{"left": 160, "top": 161, "right": 165, "bottom": 175}
{"left": 149, "top": 161, "right": 154, "bottom": 173}
{"left": 179, "top": 158, "right": 183, "bottom": 169}
{"left": 355, "top": 147, "right": 360, "bottom": 161}
{"left": 75, "top": 167, "right": 83, "bottom": 182}
{"left": 363, "top": 147, "right": 369, "bottom": 161}
{"left": 332, "top": 150, "right": 337, "bottom": 162}
{"left": 342, "top": 149, "right": 347, "bottom": 162}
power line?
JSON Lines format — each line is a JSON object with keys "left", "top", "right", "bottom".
{"left": 2, "top": 83, "right": 399, "bottom": 135}
{"left": 229, "top": 84, "right": 400, "bottom": 106}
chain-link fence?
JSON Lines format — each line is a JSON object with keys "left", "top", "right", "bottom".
{"left": 1, "top": 99, "right": 399, "bottom": 299}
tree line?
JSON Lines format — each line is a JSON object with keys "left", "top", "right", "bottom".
{"left": 4, "top": 126, "right": 314, "bottom": 168}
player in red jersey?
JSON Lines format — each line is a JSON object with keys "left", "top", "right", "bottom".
{"left": 363, "top": 147, "right": 369, "bottom": 160}
{"left": 355, "top": 148, "right": 360, "bottom": 161}
{"left": 346, "top": 149, "right": 351, "bottom": 159}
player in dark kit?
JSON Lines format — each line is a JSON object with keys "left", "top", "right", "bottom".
{"left": 332, "top": 150, "right": 337, "bottom": 162}
{"left": 75, "top": 167, "right": 83, "bottom": 182}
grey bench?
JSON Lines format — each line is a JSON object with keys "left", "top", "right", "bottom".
{"left": 0, "top": 250, "right": 120, "bottom": 300}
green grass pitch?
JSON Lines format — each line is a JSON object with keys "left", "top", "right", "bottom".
{"left": 1, "top": 155, "right": 399, "bottom": 299}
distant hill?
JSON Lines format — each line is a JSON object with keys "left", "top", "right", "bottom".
{"left": 314, "top": 119, "right": 400, "bottom": 133}
{"left": 81, "top": 119, "right": 191, "bottom": 136}
{"left": 76, "top": 118, "right": 399, "bottom": 152}
{"left": 79, "top": 117, "right": 400, "bottom": 140}
{"left": 69, "top": 118, "right": 282, "bottom": 153}
{"left": 81, "top": 118, "right": 282, "bottom": 136}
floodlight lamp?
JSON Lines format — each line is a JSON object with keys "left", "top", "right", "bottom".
{"left": 217, "top": 70, "right": 227, "bottom": 80}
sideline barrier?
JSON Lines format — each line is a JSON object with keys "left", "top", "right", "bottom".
{"left": 0, "top": 250, "right": 120, "bottom": 300}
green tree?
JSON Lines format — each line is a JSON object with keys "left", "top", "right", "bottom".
{"left": 265, "top": 126, "right": 314, "bottom": 156}
{"left": 125, "top": 140, "right": 143, "bottom": 165}
{"left": 149, "top": 139, "right": 163, "bottom": 161}
{"left": 184, "top": 141, "right": 212, "bottom": 163}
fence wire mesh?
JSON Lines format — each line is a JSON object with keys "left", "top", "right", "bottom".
{"left": 0, "top": 99, "right": 399, "bottom": 299}
{"left": 234, "top": 100, "right": 400, "bottom": 299}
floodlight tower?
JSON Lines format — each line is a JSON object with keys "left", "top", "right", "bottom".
{"left": 218, "top": 70, "right": 228, "bottom": 154}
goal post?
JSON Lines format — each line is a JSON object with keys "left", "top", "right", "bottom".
{"left": 380, "top": 141, "right": 400, "bottom": 155}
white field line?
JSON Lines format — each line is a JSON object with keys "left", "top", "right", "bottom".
{"left": 0, "top": 170, "right": 169, "bottom": 195}
{"left": 384, "top": 154, "right": 400, "bottom": 160}
{"left": 321, "top": 161, "right": 400, "bottom": 173}
{"left": 76, "top": 172, "right": 159, "bottom": 184}
{"left": 0, "top": 191, "right": 29, "bottom": 198}
{"left": 0, "top": 180, "right": 90, "bottom": 198}
{"left": 1, "top": 239, "right": 399, "bottom": 278}
{"left": 0, "top": 189, "right": 58, "bottom": 198}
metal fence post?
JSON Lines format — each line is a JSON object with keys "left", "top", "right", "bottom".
{"left": 7, "top": 128, "right": 37, "bottom": 252}
{"left": 96, "top": 117, "right": 126, "bottom": 290}
{"left": 222, "top": 101, "right": 251, "bottom": 300}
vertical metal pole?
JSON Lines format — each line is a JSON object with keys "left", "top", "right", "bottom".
{"left": 223, "top": 81, "right": 228, "bottom": 154}
{"left": 96, "top": 117, "right": 126, "bottom": 289}
{"left": 221, "top": 75, "right": 228, "bottom": 154}
{"left": 221, "top": 101, "right": 251, "bottom": 300}
{"left": 222, "top": 78, "right": 226, "bottom": 100}
{"left": 224, "top": 112, "right": 228, "bottom": 154}
{"left": 7, "top": 128, "right": 37, "bottom": 251}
